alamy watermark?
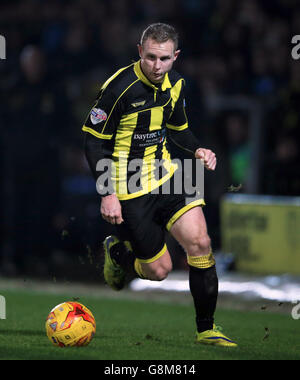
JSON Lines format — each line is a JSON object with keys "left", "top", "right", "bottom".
{"left": 291, "top": 301, "right": 300, "bottom": 320}
{"left": 291, "top": 35, "right": 300, "bottom": 60}
{"left": 0, "top": 295, "right": 6, "bottom": 319}
{"left": 0, "top": 35, "right": 6, "bottom": 60}
{"left": 95, "top": 157, "right": 205, "bottom": 204}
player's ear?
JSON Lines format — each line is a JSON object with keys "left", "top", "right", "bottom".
{"left": 137, "top": 43, "right": 143, "bottom": 58}
{"left": 174, "top": 49, "right": 181, "bottom": 61}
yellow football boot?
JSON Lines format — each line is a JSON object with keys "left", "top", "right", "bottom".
{"left": 103, "top": 235, "right": 126, "bottom": 291}
{"left": 196, "top": 324, "right": 237, "bottom": 347}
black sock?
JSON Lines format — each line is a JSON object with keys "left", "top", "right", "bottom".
{"left": 189, "top": 264, "right": 219, "bottom": 333}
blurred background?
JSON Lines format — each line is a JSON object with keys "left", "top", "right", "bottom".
{"left": 0, "top": 0, "right": 299, "bottom": 284}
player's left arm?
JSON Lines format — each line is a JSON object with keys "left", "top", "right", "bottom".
{"left": 168, "top": 129, "right": 216, "bottom": 171}
{"left": 194, "top": 147, "right": 216, "bottom": 171}
{"left": 167, "top": 80, "right": 216, "bottom": 171}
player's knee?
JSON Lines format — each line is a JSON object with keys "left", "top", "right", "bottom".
{"left": 153, "top": 267, "right": 170, "bottom": 281}
{"left": 188, "top": 234, "right": 211, "bottom": 256}
{"left": 146, "top": 262, "right": 172, "bottom": 281}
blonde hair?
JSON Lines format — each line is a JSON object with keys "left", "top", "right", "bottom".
{"left": 140, "top": 23, "right": 179, "bottom": 51}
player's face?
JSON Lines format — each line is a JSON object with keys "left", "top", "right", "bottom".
{"left": 138, "top": 38, "right": 180, "bottom": 84}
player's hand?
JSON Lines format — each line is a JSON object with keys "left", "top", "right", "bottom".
{"left": 100, "top": 193, "right": 124, "bottom": 225}
{"left": 195, "top": 148, "right": 217, "bottom": 171}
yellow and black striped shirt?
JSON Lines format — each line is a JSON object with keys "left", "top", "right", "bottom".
{"left": 82, "top": 60, "right": 190, "bottom": 200}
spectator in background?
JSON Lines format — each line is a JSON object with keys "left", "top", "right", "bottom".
{"left": 3, "top": 45, "right": 69, "bottom": 274}
{"left": 263, "top": 133, "right": 299, "bottom": 196}
{"left": 0, "top": 0, "right": 299, "bottom": 275}
{"left": 263, "top": 60, "right": 300, "bottom": 196}
{"left": 224, "top": 112, "right": 250, "bottom": 187}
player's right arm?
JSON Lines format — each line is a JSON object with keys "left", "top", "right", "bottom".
{"left": 100, "top": 193, "right": 124, "bottom": 225}
{"left": 84, "top": 133, "right": 124, "bottom": 224}
{"left": 83, "top": 86, "right": 124, "bottom": 224}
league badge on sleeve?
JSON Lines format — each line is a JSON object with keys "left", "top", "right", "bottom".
{"left": 90, "top": 108, "right": 107, "bottom": 125}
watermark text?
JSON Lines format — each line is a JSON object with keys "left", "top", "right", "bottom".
{"left": 95, "top": 156, "right": 204, "bottom": 204}
{"left": 0, "top": 35, "right": 6, "bottom": 59}
{"left": 291, "top": 300, "right": 300, "bottom": 320}
{"left": 291, "top": 35, "right": 300, "bottom": 60}
{"left": 0, "top": 295, "right": 6, "bottom": 319}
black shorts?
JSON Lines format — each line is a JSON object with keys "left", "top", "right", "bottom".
{"left": 116, "top": 174, "right": 205, "bottom": 263}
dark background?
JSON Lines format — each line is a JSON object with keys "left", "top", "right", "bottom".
{"left": 0, "top": 0, "right": 299, "bottom": 280}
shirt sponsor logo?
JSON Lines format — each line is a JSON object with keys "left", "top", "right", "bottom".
{"left": 90, "top": 108, "right": 107, "bottom": 125}
{"left": 133, "top": 129, "right": 165, "bottom": 147}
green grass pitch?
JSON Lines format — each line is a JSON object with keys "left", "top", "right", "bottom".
{"left": 0, "top": 287, "right": 299, "bottom": 360}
